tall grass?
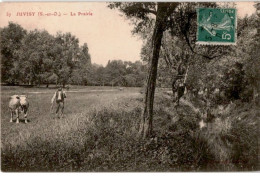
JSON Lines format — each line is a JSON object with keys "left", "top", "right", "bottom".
{"left": 1, "top": 93, "right": 212, "bottom": 171}
{"left": 1, "top": 88, "right": 258, "bottom": 171}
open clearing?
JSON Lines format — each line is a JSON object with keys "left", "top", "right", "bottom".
{"left": 1, "top": 86, "right": 142, "bottom": 146}
{"left": 1, "top": 87, "right": 142, "bottom": 168}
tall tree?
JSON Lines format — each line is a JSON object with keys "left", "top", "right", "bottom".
{"left": 70, "top": 43, "right": 92, "bottom": 85}
{"left": 18, "top": 29, "right": 55, "bottom": 85}
{"left": 54, "top": 32, "right": 80, "bottom": 87}
{"left": 0, "top": 22, "right": 27, "bottom": 84}
{"left": 109, "top": 2, "right": 179, "bottom": 138}
{"left": 242, "top": 4, "right": 260, "bottom": 103}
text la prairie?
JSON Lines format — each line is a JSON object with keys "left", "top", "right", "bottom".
{"left": 16, "top": 11, "right": 93, "bottom": 16}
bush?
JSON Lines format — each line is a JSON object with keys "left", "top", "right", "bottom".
{"left": 228, "top": 104, "right": 258, "bottom": 170}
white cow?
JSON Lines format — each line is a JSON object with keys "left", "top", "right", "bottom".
{"left": 19, "top": 95, "right": 29, "bottom": 123}
{"left": 9, "top": 95, "right": 21, "bottom": 123}
{"left": 9, "top": 95, "right": 29, "bottom": 123}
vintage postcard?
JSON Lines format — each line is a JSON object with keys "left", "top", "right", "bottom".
{"left": 0, "top": 1, "right": 259, "bottom": 172}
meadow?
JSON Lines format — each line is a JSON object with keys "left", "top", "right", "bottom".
{"left": 1, "top": 86, "right": 258, "bottom": 171}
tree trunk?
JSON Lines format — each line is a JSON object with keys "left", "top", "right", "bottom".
{"left": 253, "top": 82, "right": 259, "bottom": 106}
{"left": 172, "top": 76, "right": 178, "bottom": 97}
{"left": 139, "top": 3, "right": 170, "bottom": 139}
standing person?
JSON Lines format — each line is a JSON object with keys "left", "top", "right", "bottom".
{"left": 51, "top": 87, "right": 67, "bottom": 118}
{"left": 175, "top": 78, "right": 185, "bottom": 106}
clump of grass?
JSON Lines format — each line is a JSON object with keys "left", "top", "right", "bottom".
{"left": 1, "top": 105, "right": 143, "bottom": 171}
{"left": 199, "top": 101, "right": 259, "bottom": 171}
{"left": 1, "top": 100, "right": 212, "bottom": 171}
{"left": 225, "top": 103, "right": 258, "bottom": 170}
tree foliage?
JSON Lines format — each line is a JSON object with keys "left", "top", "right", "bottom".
{"left": 88, "top": 60, "right": 146, "bottom": 87}
{"left": 0, "top": 23, "right": 91, "bottom": 87}
{"left": 139, "top": 2, "right": 259, "bottom": 106}
{"left": 0, "top": 22, "right": 27, "bottom": 84}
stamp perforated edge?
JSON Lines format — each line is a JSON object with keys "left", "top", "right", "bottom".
{"left": 196, "top": 8, "right": 237, "bottom": 46}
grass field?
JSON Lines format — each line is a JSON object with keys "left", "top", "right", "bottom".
{"left": 1, "top": 86, "right": 258, "bottom": 171}
{"left": 1, "top": 86, "right": 143, "bottom": 171}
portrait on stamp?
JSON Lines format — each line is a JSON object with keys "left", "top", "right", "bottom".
{"left": 197, "top": 8, "right": 237, "bottom": 45}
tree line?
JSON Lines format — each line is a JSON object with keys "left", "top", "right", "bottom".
{"left": 0, "top": 22, "right": 147, "bottom": 87}
{"left": 109, "top": 2, "right": 260, "bottom": 138}
{"left": 88, "top": 60, "right": 146, "bottom": 87}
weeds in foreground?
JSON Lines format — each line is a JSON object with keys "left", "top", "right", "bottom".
{"left": 2, "top": 96, "right": 258, "bottom": 171}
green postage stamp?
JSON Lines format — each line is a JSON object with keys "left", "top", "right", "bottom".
{"left": 197, "top": 8, "right": 237, "bottom": 45}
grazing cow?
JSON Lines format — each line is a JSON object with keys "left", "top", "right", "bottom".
{"left": 9, "top": 95, "right": 29, "bottom": 123}
{"left": 9, "top": 95, "right": 20, "bottom": 123}
{"left": 51, "top": 87, "right": 67, "bottom": 118}
{"left": 20, "top": 95, "right": 29, "bottom": 123}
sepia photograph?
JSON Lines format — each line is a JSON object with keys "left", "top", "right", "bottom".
{"left": 0, "top": 1, "right": 259, "bottom": 172}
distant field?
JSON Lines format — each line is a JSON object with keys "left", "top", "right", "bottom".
{"left": 1, "top": 86, "right": 142, "bottom": 140}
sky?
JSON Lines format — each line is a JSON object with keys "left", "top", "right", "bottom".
{"left": 0, "top": 2, "right": 257, "bottom": 66}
